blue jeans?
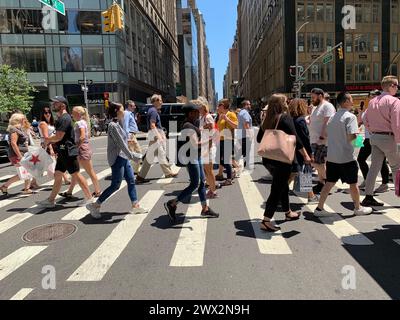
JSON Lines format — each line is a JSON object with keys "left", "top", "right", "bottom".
{"left": 98, "top": 156, "right": 138, "bottom": 205}
{"left": 177, "top": 161, "right": 207, "bottom": 206}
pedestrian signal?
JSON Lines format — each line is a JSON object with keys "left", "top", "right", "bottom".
{"left": 337, "top": 46, "right": 344, "bottom": 60}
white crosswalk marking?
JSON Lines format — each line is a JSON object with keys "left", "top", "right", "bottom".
{"left": 156, "top": 166, "right": 181, "bottom": 184}
{"left": 0, "top": 247, "right": 47, "bottom": 281}
{"left": 297, "top": 197, "right": 374, "bottom": 245}
{"left": 170, "top": 203, "right": 207, "bottom": 267}
{"left": 238, "top": 174, "right": 293, "bottom": 255}
{"left": 10, "top": 288, "right": 34, "bottom": 300}
{"left": 62, "top": 181, "right": 128, "bottom": 221}
{"left": 67, "top": 190, "right": 164, "bottom": 282}
{"left": 0, "top": 174, "right": 14, "bottom": 181}
{"left": 393, "top": 239, "right": 400, "bottom": 246}
{"left": 374, "top": 200, "right": 400, "bottom": 224}
{"left": 0, "top": 168, "right": 111, "bottom": 235}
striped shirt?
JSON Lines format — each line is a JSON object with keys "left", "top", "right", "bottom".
{"left": 107, "top": 121, "right": 135, "bottom": 166}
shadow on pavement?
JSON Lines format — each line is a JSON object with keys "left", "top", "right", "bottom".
{"left": 234, "top": 219, "right": 301, "bottom": 240}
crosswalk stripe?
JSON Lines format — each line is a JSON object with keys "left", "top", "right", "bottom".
{"left": 393, "top": 239, "right": 400, "bottom": 246}
{"left": 170, "top": 203, "right": 207, "bottom": 267}
{"left": 0, "top": 174, "right": 14, "bottom": 181}
{"left": 67, "top": 190, "right": 164, "bottom": 282}
{"left": 9, "top": 288, "right": 34, "bottom": 300}
{"left": 0, "top": 246, "right": 47, "bottom": 281}
{"left": 296, "top": 197, "right": 374, "bottom": 245}
{"left": 238, "top": 174, "right": 293, "bottom": 255}
{"left": 156, "top": 166, "right": 181, "bottom": 184}
{"left": 62, "top": 181, "right": 128, "bottom": 221}
{"left": 0, "top": 168, "right": 111, "bottom": 236}
{"left": 375, "top": 200, "right": 400, "bottom": 224}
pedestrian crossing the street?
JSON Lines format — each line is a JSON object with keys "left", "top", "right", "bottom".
{"left": 0, "top": 165, "right": 400, "bottom": 299}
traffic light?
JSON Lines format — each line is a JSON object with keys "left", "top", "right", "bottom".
{"left": 113, "top": 4, "right": 124, "bottom": 30}
{"left": 337, "top": 46, "right": 344, "bottom": 60}
{"left": 102, "top": 7, "right": 115, "bottom": 33}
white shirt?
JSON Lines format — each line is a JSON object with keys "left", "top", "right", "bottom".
{"left": 309, "top": 100, "right": 336, "bottom": 144}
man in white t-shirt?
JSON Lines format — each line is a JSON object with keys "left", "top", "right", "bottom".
{"left": 314, "top": 92, "right": 372, "bottom": 217}
{"left": 309, "top": 88, "right": 336, "bottom": 194}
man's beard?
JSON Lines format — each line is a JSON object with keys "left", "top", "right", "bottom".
{"left": 312, "top": 98, "right": 321, "bottom": 106}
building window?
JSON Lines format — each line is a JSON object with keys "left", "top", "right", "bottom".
{"left": 346, "top": 33, "right": 353, "bottom": 53}
{"left": 308, "top": 33, "right": 324, "bottom": 52}
{"left": 58, "top": 11, "right": 102, "bottom": 34}
{"left": 393, "top": 33, "right": 398, "bottom": 52}
{"left": 298, "top": 33, "right": 305, "bottom": 52}
{"left": 372, "top": 1, "right": 380, "bottom": 23}
{"left": 373, "top": 62, "right": 380, "bottom": 81}
{"left": 0, "top": 47, "right": 47, "bottom": 72}
{"left": 326, "top": 63, "right": 333, "bottom": 81}
{"left": 355, "top": 34, "right": 370, "bottom": 52}
{"left": 326, "top": 33, "right": 334, "bottom": 51}
{"left": 392, "top": 64, "right": 398, "bottom": 76}
{"left": 346, "top": 63, "right": 353, "bottom": 81}
{"left": 355, "top": 4, "right": 362, "bottom": 23}
{"left": 393, "top": 0, "right": 399, "bottom": 23}
{"left": 373, "top": 34, "right": 379, "bottom": 52}
{"left": 0, "top": 47, "right": 24, "bottom": 69}
{"left": 83, "top": 48, "right": 104, "bottom": 71}
{"left": 325, "top": 2, "right": 334, "bottom": 22}
{"left": 297, "top": 2, "right": 305, "bottom": 22}
{"left": 307, "top": 3, "right": 315, "bottom": 21}
{"left": 316, "top": 3, "right": 324, "bottom": 22}
{"left": 0, "top": 9, "right": 44, "bottom": 34}
{"left": 355, "top": 64, "right": 370, "bottom": 81}
{"left": 364, "top": 2, "right": 372, "bottom": 23}
{"left": 61, "top": 47, "right": 83, "bottom": 72}
{"left": 309, "top": 64, "right": 323, "bottom": 82}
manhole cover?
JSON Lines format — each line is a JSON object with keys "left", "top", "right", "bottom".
{"left": 22, "top": 223, "right": 77, "bottom": 244}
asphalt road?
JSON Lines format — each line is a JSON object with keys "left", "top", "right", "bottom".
{"left": 0, "top": 135, "right": 400, "bottom": 300}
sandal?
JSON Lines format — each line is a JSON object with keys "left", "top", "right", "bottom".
{"left": 92, "top": 192, "right": 102, "bottom": 198}
{"left": 22, "top": 189, "right": 34, "bottom": 195}
{"left": 285, "top": 211, "right": 301, "bottom": 221}
{"left": 260, "top": 220, "right": 281, "bottom": 232}
{"left": 1, "top": 185, "right": 8, "bottom": 195}
{"left": 59, "top": 192, "right": 73, "bottom": 198}
{"left": 215, "top": 175, "right": 225, "bottom": 181}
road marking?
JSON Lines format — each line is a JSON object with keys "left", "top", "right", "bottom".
{"left": 170, "top": 203, "right": 207, "bottom": 267}
{"left": 374, "top": 200, "right": 400, "bottom": 224}
{"left": 0, "top": 168, "right": 111, "bottom": 235}
{"left": 0, "top": 174, "right": 14, "bottom": 181}
{"left": 0, "top": 247, "right": 47, "bottom": 281}
{"left": 238, "top": 174, "right": 292, "bottom": 255}
{"left": 156, "top": 166, "right": 181, "bottom": 184}
{"left": 62, "top": 181, "right": 127, "bottom": 221}
{"left": 297, "top": 197, "right": 374, "bottom": 246}
{"left": 67, "top": 190, "right": 164, "bottom": 282}
{"left": 10, "top": 288, "right": 34, "bottom": 300}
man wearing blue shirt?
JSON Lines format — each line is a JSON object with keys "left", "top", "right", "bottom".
{"left": 124, "top": 100, "right": 142, "bottom": 174}
{"left": 237, "top": 100, "right": 254, "bottom": 170}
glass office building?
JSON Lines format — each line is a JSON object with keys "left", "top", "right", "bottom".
{"left": 0, "top": 0, "right": 180, "bottom": 115}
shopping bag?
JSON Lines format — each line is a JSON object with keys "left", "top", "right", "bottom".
{"left": 20, "top": 146, "right": 53, "bottom": 179}
{"left": 395, "top": 169, "right": 400, "bottom": 197}
{"left": 294, "top": 165, "right": 313, "bottom": 193}
{"left": 47, "top": 158, "right": 56, "bottom": 176}
{"left": 16, "top": 166, "right": 32, "bottom": 180}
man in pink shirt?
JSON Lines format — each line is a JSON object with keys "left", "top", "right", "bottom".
{"left": 362, "top": 76, "right": 400, "bottom": 207}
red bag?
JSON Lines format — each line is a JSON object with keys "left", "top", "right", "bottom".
{"left": 396, "top": 169, "right": 400, "bottom": 197}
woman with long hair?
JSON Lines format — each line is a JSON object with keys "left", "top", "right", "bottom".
{"left": 39, "top": 107, "right": 71, "bottom": 185}
{"left": 86, "top": 102, "right": 146, "bottom": 219}
{"left": 60, "top": 106, "right": 101, "bottom": 198}
{"left": 0, "top": 113, "right": 34, "bottom": 195}
{"left": 257, "top": 94, "right": 312, "bottom": 232}
{"left": 288, "top": 99, "right": 319, "bottom": 203}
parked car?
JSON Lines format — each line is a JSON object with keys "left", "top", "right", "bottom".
{"left": 137, "top": 103, "right": 185, "bottom": 136}
{"left": 0, "top": 122, "right": 9, "bottom": 159}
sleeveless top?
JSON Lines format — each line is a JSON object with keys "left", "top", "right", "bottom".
{"left": 39, "top": 122, "right": 56, "bottom": 144}
{"left": 8, "top": 127, "right": 29, "bottom": 158}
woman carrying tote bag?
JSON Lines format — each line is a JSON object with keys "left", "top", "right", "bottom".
{"left": 256, "top": 94, "right": 312, "bottom": 232}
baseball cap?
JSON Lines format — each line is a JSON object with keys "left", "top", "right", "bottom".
{"left": 311, "top": 88, "right": 324, "bottom": 95}
{"left": 50, "top": 96, "right": 69, "bottom": 107}
{"left": 182, "top": 103, "right": 201, "bottom": 113}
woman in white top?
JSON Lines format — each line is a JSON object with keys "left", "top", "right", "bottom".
{"left": 196, "top": 97, "right": 220, "bottom": 199}
{"left": 60, "top": 106, "right": 101, "bottom": 198}
{"left": 39, "top": 107, "right": 71, "bottom": 185}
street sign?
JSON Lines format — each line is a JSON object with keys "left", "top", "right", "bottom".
{"left": 78, "top": 80, "right": 93, "bottom": 85}
{"left": 38, "top": 0, "right": 65, "bottom": 16}
{"left": 323, "top": 54, "right": 333, "bottom": 64}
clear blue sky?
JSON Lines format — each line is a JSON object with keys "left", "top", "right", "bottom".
{"left": 197, "top": 0, "right": 238, "bottom": 99}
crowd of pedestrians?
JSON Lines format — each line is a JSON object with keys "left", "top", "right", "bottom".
{"left": 2, "top": 75, "right": 400, "bottom": 232}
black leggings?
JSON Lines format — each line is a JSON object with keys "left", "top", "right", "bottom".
{"left": 264, "top": 162, "right": 292, "bottom": 219}
{"left": 357, "top": 138, "right": 390, "bottom": 184}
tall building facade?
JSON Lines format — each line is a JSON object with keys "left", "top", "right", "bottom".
{"left": 0, "top": 0, "right": 179, "bottom": 115}
{"left": 176, "top": 0, "right": 198, "bottom": 100}
{"left": 236, "top": 0, "right": 399, "bottom": 104}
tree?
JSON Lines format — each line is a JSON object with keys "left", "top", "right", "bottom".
{"left": 0, "top": 64, "right": 37, "bottom": 115}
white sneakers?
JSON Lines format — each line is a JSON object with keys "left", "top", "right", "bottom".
{"left": 354, "top": 206, "right": 373, "bottom": 216}
{"left": 313, "top": 209, "right": 334, "bottom": 218}
{"left": 129, "top": 206, "right": 149, "bottom": 215}
{"left": 35, "top": 199, "right": 56, "bottom": 209}
{"left": 86, "top": 202, "right": 101, "bottom": 219}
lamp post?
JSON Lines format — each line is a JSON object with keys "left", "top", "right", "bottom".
{"left": 295, "top": 21, "right": 309, "bottom": 98}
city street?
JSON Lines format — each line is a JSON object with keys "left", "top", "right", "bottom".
{"left": 0, "top": 136, "right": 400, "bottom": 300}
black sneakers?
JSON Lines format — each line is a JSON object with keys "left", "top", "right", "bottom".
{"left": 361, "top": 197, "right": 384, "bottom": 207}
{"left": 201, "top": 208, "right": 219, "bottom": 218}
{"left": 164, "top": 200, "right": 177, "bottom": 222}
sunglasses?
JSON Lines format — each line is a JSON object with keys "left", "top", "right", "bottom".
{"left": 44, "top": 111, "right": 51, "bottom": 114}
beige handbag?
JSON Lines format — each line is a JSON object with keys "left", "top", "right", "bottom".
{"left": 257, "top": 114, "right": 296, "bottom": 164}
